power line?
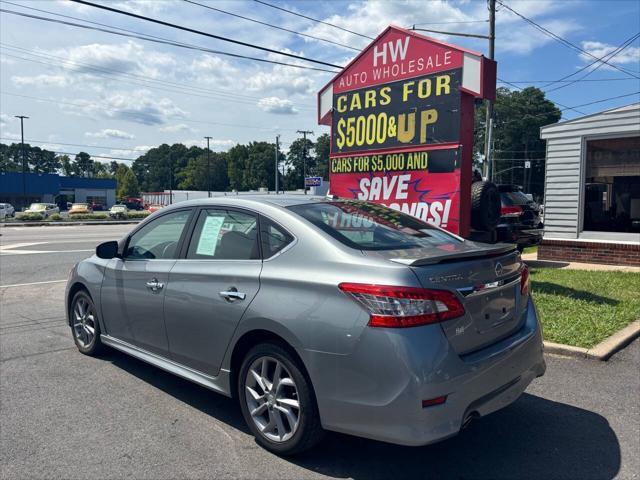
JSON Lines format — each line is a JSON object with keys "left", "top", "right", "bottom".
{"left": 182, "top": 0, "right": 359, "bottom": 51}
{"left": 0, "top": 7, "right": 339, "bottom": 74}
{"left": 498, "top": 78, "right": 638, "bottom": 84}
{"left": 545, "top": 33, "right": 640, "bottom": 93}
{"left": 69, "top": 0, "right": 343, "bottom": 69}
{"left": 497, "top": 78, "right": 587, "bottom": 115}
{"left": 539, "top": 32, "right": 640, "bottom": 90}
{"left": 0, "top": 91, "right": 284, "bottom": 131}
{"left": 0, "top": 49, "right": 316, "bottom": 112}
{"left": 412, "top": 20, "right": 489, "bottom": 26}
{"left": 253, "top": 0, "right": 374, "bottom": 40}
{"left": 497, "top": 0, "right": 640, "bottom": 79}
{"left": 0, "top": 137, "right": 145, "bottom": 152}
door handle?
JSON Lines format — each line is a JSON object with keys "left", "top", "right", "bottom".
{"left": 219, "top": 289, "right": 246, "bottom": 301}
{"left": 146, "top": 278, "right": 164, "bottom": 292}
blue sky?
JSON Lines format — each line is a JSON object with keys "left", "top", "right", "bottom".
{"left": 1, "top": 0, "right": 639, "bottom": 164}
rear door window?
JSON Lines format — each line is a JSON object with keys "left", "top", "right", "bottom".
{"left": 288, "top": 201, "right": 461, "bottom": 251}
{"left": 187, "top": 209, "right": 259, "bottom": 260}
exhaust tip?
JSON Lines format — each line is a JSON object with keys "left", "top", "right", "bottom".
{"left": 462, "top": 412, "right": 480, "bottom": 430}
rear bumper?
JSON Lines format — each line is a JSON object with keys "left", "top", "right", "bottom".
{"left": 305, "top": 299, "right": 545, "bottom": 446}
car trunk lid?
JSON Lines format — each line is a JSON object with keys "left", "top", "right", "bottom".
{"left": 366, "top": 242, "right": 526, "bottom": 355}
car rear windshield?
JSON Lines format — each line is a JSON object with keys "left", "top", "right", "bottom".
{"left": 501, "top": 191, "right": 532, "bottom": 206}
{"left": 287, "top": 201, "right": 461, "bottom": 251}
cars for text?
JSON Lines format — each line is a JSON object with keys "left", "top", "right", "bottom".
{"left": 66, "top": 196, "right": 546, "bottom": 455}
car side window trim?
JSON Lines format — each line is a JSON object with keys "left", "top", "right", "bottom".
{"left": 122, "top": 208, "right": 196, "bottom": 261}
{"left": 258, "top": 214, "right": 297, "bottom": 261}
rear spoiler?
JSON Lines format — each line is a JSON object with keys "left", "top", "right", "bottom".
{"left": 390, "top": 244, "right": 517, "bottom": 267}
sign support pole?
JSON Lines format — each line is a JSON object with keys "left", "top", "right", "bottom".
{"left": 484, "top": 0, "right": 496, "bottom": 180}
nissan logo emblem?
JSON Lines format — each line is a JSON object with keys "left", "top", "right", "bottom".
{"left": 495, "top": 262, "right": 504, "bottom": 277}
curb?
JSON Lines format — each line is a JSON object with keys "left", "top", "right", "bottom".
{"left": 1, "top": 220, "right": 141, "bottom": 227}
{"left": 544, "top": 320, "right": 640, "bottom": 361}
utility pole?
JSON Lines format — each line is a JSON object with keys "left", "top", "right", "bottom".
{"left": 275, "top": 135, "right": 280, "bottom": 194}
{"left": 168, "top": 151, "right": 173, "bottom": 205}
{"left": 15, "top": 115, "right": 29, "bottom": 209}
{"left": 204, "top": 136, "right": 212, "bottom": 197}
{"left": 296, "top": 130, "right": 313, "bottom": 194}
{"left": 484, "top": 0, "right": 496, "bottom": 181}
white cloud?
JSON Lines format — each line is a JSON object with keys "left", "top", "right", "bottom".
{"left": 86, "top": 129, "right": 135, "bottom": 140}
{"left": 13, "top": 42, "right": 177, "bottom": 90}
{"left": 66, "top": 90, "right": 186, "bottom": 126}
{"left": 12, "top": 74, "right": 70, "bottom": 88}
{"left": 579, "top": 41, "right": 640, "bottom": 67}
{"left": 160, "top": 123, "right": 194, "bottom": 133}
{"left": 109, "top": 145, "right": 153, "bottom": 158}
{"left": 182, "top": 139, "right": 236, "bottom": 151}
{"left": 0, "top": 113, "right": 10, "bottom": 129}
{"left": 187, "top": 55, "right": 238, "bottom": 87}
{"left": 258, "top": 97, "right": 298, "bottom": 115}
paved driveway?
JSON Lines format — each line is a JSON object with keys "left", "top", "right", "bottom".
{"left": 1, "top": 225, "right": 638, "bottom": 479}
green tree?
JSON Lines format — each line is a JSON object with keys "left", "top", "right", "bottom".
{"left": 75, "top": 152, "right": 93, "bottom": 177}
{"left": 58, "top": 155, "right": 73, "bottom": 176}
{"left": 285, "top": 137, "right": 315, "bottom": 190}
{"left": 227, "top": 144, "right": 249, "bottom": 191}
{"left": 118, "top": 167, "right": 140, "bottom": 199}
{"left": 177, "top": 152, "right": 229, "bottom": 191}
{"left": 314, "top": 133, "right": 330, "bottom": 180}
{"left": 475, "top": 87, "right": 561, "bottom": 198}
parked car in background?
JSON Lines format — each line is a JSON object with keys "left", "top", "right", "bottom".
{"left": 495, "top": 185, "right": 544, "bottom": 251}
{"left": 25, "top": 203, "right": 59, "bottom": 218}
{"left": 91, "top": 202, "right": 105, "bottom": 211}
{"left": 69, "top": 203, "right": 93, "bottom": 215}
{"left": 66, "top": 196, "right": 545, "bottom": 455}
{"left": 0, "top": 203, "right": 15, "bottom": 219}
{"left": 109, "top": 204, "right": 129, "bottom": 219}
{"left": 146, "top": 204, "right": 164, "bottom": 213}
{"left": 125, "top": 197, "right": 144, "bottom": 211}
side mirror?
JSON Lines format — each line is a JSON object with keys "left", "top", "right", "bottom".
{"left": 96, "top": 240, "right": 119, "bottom": 259}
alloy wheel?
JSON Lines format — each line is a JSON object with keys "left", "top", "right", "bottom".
{"left": 244, "top": 356, "right": 300, "bottom": 442}
{"left": 72, "top": 296, "right": 96, "bottom": 348}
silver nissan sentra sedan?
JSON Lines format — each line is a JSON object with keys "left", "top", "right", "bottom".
{"left": 66, "top": 195, "right": 546, "bottom": 455}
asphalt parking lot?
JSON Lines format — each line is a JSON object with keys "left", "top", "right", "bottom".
{"left": 1, "top": 225, "right": 638, "bottom": 480}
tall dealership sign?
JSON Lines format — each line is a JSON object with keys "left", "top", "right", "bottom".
{"left": 318, "top": 26, "right": 496, "bottom": 236}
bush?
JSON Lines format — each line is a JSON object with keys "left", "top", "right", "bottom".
{"left": 16, "top": 212, "right": 44, "bottom": 221}
{"left": 66, "top": 213, "right": 109, "bottom": 220}
{"left": 49, "top": 213, "right": 62, "bottom": 221}
{"left": 127, "top": 211, "right": 151, "bottom": 219}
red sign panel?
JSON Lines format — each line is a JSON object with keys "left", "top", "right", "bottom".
{"left": 329, "top": 148, "right": 461, "bottom": 231}
{"left": 333, "top": 29, "right": 463, "bottom": 94}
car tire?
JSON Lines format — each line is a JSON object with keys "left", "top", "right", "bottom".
{"left": 471, "top": 181, "right": 501, "bottom": 231}
{"left": 69, "top": 290, "right": 104, "bottom": 356}
{"left": 238, "top": 343, "right": 324, "bottom": 455}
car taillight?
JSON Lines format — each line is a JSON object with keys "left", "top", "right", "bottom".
{"left": 338, "top": 283, "right": 465, "bottom": 328}
{"left": 520, "top": 265, "right": 530, "bottom": 296}
{"left": 501, "top": 205, "right": 523, "bottom": 217}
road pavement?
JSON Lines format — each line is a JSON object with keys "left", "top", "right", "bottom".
{"left": 1, "top": 224, "right": 638, "bottom": 479}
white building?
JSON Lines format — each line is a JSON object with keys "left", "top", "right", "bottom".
{"left": 539, "top": 103, "right": 639, "bottom": 265}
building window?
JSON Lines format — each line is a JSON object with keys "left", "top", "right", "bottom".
{"left": 583, "top": 136, "right": 640, "bottom": 233}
